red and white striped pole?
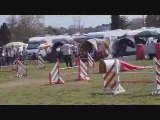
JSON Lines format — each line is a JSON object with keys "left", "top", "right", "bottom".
{"left": 103, "top": 59, "right": 125, "bottom": 94}
{"left": 87, "top": 53, "right": 90, "bottom": 76}
{"left": 78, "top": 56, "right": 81, "bottom": 80}
{"left": 57, "top": 58, "right": 60, "bottom": 83}
{"left": 152, "top": 57, "right": 160, "bottom": 94}
{"left": 25, "top": 65, "right": 27, "bottom": 77}
{"left": 16, "top": 59, "right": 18, "bottom": 73}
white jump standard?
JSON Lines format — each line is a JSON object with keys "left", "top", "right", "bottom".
{"left": 16, "top": 60, "right": 27, "bottom": 78}
{"left": 49, "top": 59, "right": 64, "bottom": 84}
{"left": 103, "top": 59, "right": 125, "bottom": 95}
{"left": 152, "top": 57, "right": 160, "bottom": 95}
{"left": 37, "top": 55, "right": 45, "bottom": 69}
{"left": 103, "top": 58, "right": 160, "bottom": 95}
{"left": 49, "top": 57, "right": 90, "bottom": 85}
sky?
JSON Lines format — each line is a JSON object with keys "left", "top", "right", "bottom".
{"left": 0, "top": 15, "right": 142, "bottom": 28}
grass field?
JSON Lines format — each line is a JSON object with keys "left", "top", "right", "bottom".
{"left": 0, "top": 60, "right": 160, "bottom": 105}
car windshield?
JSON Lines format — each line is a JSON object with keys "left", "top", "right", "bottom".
{"left": 27, "top": 42, "right": 40, "bottom": 49}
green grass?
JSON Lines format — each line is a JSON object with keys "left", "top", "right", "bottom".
{"left": 0, "top": 60, "right": 159, "bottom": 105}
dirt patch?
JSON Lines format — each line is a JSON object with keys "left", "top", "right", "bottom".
{"left": 0, "top": 77, "right": 91, "bottom": 89}
{"left": 0, "top": 78, "right": 47, "bottom": 89}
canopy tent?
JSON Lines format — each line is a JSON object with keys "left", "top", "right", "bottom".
{"left": 4, "top": 42, "right": 26, "bottom": 48}
{"left": 134, "top": 30, "right": 159, "bottom": 38}
{"left": 134, "top": 37, "right": 147, "bottom": 45}
{"left": 155, "top": 34, "right": 160, "bottom": 40}
{"left": 125, "top": 29, "right": 143, "bottom": 36}
{"left": 151, "top": 28, "right": 160, "bottom": 34}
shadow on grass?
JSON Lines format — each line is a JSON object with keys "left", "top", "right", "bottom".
{"left": 43, "top": 84, "right": 52, "bottom": 86}
{"left": 42, "top": 83, "right": 65, "bottom": 87}
{"left": 121, "top": 93, "right": 153, "bottom": 98}
{"left": 90, "top": 92, "right": 154, "bottom": 98}
{"left": 92, "top": 72, "right": 103, "bottom": 74}
{"left": 65, "top": 78, "right": 89, "bottom": 83}
{"left": 90, "top": 92, "right": 108, "bottom": 96}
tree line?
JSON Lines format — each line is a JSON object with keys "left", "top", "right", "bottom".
{"left": 111, "top": 15, "right": 160, "bottom": 30}
{"left": 0, "top": 15, "right": 160, "bottom": 46}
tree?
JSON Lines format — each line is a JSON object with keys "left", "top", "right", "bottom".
{"left": 7, "top": 15, "right": 18, "bottom": 30}
{"left": 45, "top": 26, "right": 57, "bottom": 35}
{"left": 58, "top": 27, "right": 67, "bottom": 35}
{"left": 68, "top": 16, "right": 85, "bottom": 34}
{"left": 145, "top": 15, "right": 160, "bottom": 27}
{"left": 0, "top": 23, "right": 11, "bottom": 46}
{"left": 6, "top": 15, "right": 18, "bottom": 41}
{"left": 6, "top": 15, "right": 45, "bottom": 42}
{"left": 128, "top": 18, "right": 144, "bottom": 29}
{"left": 72, "top": 16, "right": 84, "bottom": 29}
{"left": 119, "top": 16, "right": 130, "bottom": 29}
{"left": 111, "top": 15, "right": 120, "bottom": 30}
{"left": 17, "top": 15, "right": 45, "bottom": 38}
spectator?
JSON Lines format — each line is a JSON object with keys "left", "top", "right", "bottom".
{"left": 157, "top": 39, "right": 160, "bottom": 43}
{"left": 1, "top": 47, "right": 6, "bottom": 66}
{"left": 11, "top": 45, "right": 16, "bottom": 62}
{"left": 56, "top": 46, "right": 63, "bottom": 62}
{"left": 145, "top": 41, "right": 156, "bottom": 60}
{"left": 8, "top": 48, "right": 12, "bottom": 65}
{"left": 5, "top": 48, "right": 9, "bottom": 66}
{"left": 60, "top": 43, "right": 73, "bottom": 67}
{"left": 21, "top": 46, "right": 27, "bottom": 61}
{"left": 15, "top": 47, "right": 21, "bottom": 60}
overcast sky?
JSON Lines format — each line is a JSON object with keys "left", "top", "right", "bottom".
{"left": 0, "top": 15, "right": 142, "bottom": 28}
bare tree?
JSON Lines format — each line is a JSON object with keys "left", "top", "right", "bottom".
{"left": 7, "top": 15, "right": 18, "bottom": 29}
{"left": 18, "top": 15, "right": 45, "bottom": 36}
{"left": 71, "top": 16, "right": 85, "bottom": 33}
{"left": 128, "top": 17, "right": 144, "bottom": 29}
{"left": 6, "top": 15, "right": 45, "bottom": 42}
{"left": 119, "top": 16, "right": 131, "bottom": 29}
{"left": 145, "top": 15, "right": 160, "bottom": 27}
{"left": 6, "top": 15, "right": 19, "bottom": 41}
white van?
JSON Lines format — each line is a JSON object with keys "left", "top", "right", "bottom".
{"left": 26, "top": 37, "right": 52, "bottom": 60}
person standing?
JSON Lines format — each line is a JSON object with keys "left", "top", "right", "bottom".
{"left": 157, "top": 39, "right": 160, "bottom": 43}
{"left": 145, "top": 41, "right": 156, "bottom": 60}
{"left": 60, "top": 43, "right": 73, "bottom": 67}
{"left": 8, "top": 48, "right": 12, "bottom": 65}
{"left": 11, "top": 45, "right": 16, "bottom": 63}
{"left": 5, "top": 48, "right": 9, "bottom": 66}
{"left": 22, "top": 46, "right": 27, "bottom": 61}
{"left": 15, "top": 47, "right": 21, "bottom": 60}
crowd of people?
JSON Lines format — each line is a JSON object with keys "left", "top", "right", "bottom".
{"left": 0, "top": 45, "right": 27, "bottom": 66}
{"left": 0, "top": 42, "right": 80, "bottom": 68}
{"left": 1, "top": 38, "right": 159, "bottom": 67}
